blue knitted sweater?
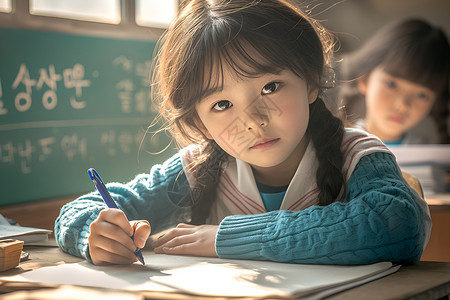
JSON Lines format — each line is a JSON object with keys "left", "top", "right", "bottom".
{"left": 55, "top": 151, "right": 428, "bottom": 265}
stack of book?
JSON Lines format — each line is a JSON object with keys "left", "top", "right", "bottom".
{"left": 0, "top": 214, "right": 52, "bottom": 245}
{"left": 388, "top": 145, "right": 450, "bottom": 197}
{"left": 0, "top": 225, "right": 52, "bottom": 245}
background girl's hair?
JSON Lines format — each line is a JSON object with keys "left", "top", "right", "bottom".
{"left": 153, "top": 0, "right": 345, "bottom": 223}
{"left": 339, "top": 19, "right": 450, "bottom": 143}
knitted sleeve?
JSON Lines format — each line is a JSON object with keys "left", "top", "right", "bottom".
{"left": 54, "top": 152, "right": 192, "bottom": 261}
{"left": 215, "top": 152, "right": 429, "bottom": 264}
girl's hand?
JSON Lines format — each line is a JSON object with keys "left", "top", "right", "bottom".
{"left": 88, "top": 208, "right": 150, "bottom": 265}
{"left": 151, "top": 223, "right": 219, "bottom": 257}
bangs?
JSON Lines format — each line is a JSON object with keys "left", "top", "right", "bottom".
{"left": 184, "top": 14, "right": 317, "bottom": 104}
{"left": 381, "top": 38, "right": 449, "bottom": 93}
{"left": 198, "top": 38, "right": 284, "bottom": 99}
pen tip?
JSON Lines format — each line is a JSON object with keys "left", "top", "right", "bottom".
{"left": 135, "top": 249, "right": 145, "bottom": 265}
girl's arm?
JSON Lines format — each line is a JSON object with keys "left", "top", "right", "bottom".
{"left": 54, "top": 152, "right": 192, "bottom": 261}
{"left": 216, "top": 152, "right": 430, "bottom": 264}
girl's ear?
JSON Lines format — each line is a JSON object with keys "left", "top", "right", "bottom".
{"left": 308, "top": 86, "right": 319, "bottom": 104}
{"left": 194, "top": 118, "right": 213, "bottom": 140}
{"left": 357, "top": 76, "right": 368, "bottom": 95}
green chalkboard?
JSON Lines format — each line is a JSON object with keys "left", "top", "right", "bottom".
{"left": 0, "top": 27, "right": 175, "bottom": 206}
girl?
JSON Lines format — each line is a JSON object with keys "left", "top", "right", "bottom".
{"left": 55, "top": 0, "right": 431, "bottom": 266}
{"left": 339, "top": 19, "right": 450, "bottom": 145}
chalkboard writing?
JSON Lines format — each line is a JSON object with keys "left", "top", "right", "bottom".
{"left": 0, "top": 27, "right": 175, "bottom": 206}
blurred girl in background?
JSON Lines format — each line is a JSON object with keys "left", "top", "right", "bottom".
{"left": 339, "top": 19, "right": 450, "bottom": 145}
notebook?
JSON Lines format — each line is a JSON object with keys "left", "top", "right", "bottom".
{"left": 5, "top": 252, "right": 399, "bottom": 299}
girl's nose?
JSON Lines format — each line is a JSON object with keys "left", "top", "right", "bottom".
{"left": 392, "top": 95, "right": 412, "bottom": 113}
{"left": 246, "top": 120, "right": 267, "bottom": 131}
{"left": 245, "top": 108, "right": 269, "bottom": 131}
{"left": 243, "top": 95, "right": 273, "bottom": 131}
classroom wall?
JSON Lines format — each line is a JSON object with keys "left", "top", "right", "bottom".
{"left": 317, "top": 0, "right": 450, "bottom": 54}
{"left": 0, "top": 2, "right": 176, "bottom": 207}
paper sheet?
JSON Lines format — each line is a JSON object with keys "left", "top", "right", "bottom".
{"left": 5, "top": 253, "right": 398, "bottom": 298}
{"left": 388, "top": 144, "right": 450, "bottom": 166}
{"left": 0, "top": 224, "right": 52, "bottom": 244}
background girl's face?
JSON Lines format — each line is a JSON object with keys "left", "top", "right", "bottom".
{"left": 195, "top": 67, "right": 317, "bottom": 172}
{"left": 358, "top": 66, "right": 437, "bottom": 142}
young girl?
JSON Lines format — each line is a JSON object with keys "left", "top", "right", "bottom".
{"left": 55, "top": 0, "right": 431, "bottom": 266}
{"left": 339, "top": 19, "right": 450, "bottom": 145}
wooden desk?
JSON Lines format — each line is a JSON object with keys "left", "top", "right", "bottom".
{"left": 0, "top": 244, "right": 448, "bottom": 299}
{"left": 1, "top": 193, "right": 449, "bottom": 262}
{"left": 422, "top": 194, "right": 450, "bottom": 262}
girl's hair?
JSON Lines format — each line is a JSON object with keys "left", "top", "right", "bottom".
{"left": 153, "top": 0, "right": 345, "bottom": 224}
{"left": 339, "top": 19, "right": 450, "bottom": 143}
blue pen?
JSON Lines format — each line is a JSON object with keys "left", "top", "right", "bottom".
{"left": 87, "top": 168, "right": 145, "bottom": 265}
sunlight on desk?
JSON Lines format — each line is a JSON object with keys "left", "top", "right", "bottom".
{"left": 2, "top": 285, "right": 142, "bottom": 300}
{"left": 3, "top": 253, "right": 398, "bottom": 299}
{"left": 0, "top": 246, "right": 449, "bottom": 300}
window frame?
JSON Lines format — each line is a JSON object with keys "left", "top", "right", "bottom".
{"left": 0, "top": 0, "right": 177, "bottom": 41}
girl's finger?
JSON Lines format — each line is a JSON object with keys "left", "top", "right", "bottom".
{"left": 154, "top": 232, "right": 196, "bottom": 250}
{"left": 94, "top": 235, "right": 137, "bottom": 260}
{"left": 176, "top": 223, "right": 195, "bottom": 228}
{"left": 151, "top": 227, "right": 193, "bottom": 248}
{"left": 158, "top": 242, "right": 197, "bottom": 255}
{"left": 98, "top": 209, "right": 134, "bottom": 236}
{"left": 90, "top": 218, "right": 136, "bottom": 252}
{"left": 131, "top": 220, "right": 151, "bottom": 248}
{"left": 91, "top": 245, "right": 137, "bottom": 265}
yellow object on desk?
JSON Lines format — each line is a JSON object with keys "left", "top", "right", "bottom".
{"left": 0, "top": 239, "right": 24, "bottom": 272}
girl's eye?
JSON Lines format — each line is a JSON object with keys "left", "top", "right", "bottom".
{"left": 212, "top": 100, "right": 233, "bottom": 111}
{"left": 417, "top": 92, "right": 429, "bottom": 100}
{"left": 261, "top": 82, "right": 280, "bottom": 95}
{"left": 385, "top": 80, "right": 397, "bottom": 89}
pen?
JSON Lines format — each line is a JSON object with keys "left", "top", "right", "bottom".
{"left": 87, "top": 168, "right": 145, "bottom": 265}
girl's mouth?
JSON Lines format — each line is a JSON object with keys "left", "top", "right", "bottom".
{"left": 388, "top": 115, "right": 405, "bottom": 124}
{"left": 250, "top": 138, "right": 280, "bottom": 150}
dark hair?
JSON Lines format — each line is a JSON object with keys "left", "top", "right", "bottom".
{"left": 153, "top": 0, "right": 345, "bottom": 223}
{"left": 339, "top": 19, "right": 450, "bottom": 143}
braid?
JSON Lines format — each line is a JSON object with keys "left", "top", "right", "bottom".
{"left": 189, "top": 141, "right": 229, "bottom": 225}
{"left": 308, "top": 98, "right": 346, "bottom": 206}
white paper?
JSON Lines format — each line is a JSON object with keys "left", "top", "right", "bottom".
{"left": 0, "top": 224, "right": 52, "bottom": 244}
{"left": 388, "top": 144, "right": 450, "bottom": 166}
{"left": 6, "top": 253, "right": 397, "bottom": 298}
{"left": 0, "top": 214, "right": 11, "bottom": 226}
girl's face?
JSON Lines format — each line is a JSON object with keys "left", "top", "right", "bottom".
{"left": 195, "top": 68, "right": 317, "bottom": 184}
{"left": 359, "top": 66, "right": 437, "bottom": 142}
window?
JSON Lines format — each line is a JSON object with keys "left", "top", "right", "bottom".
{"left": 0, "top": 0, "right": 12, "bottom": 13}
{"left": 136, "top": 0, "right": 177, "bottom": 28}
{"left": 30, "top": 0, "right": 121, "bottom": 24}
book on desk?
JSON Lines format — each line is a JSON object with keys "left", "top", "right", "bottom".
{"left": 0, "top": 214, "right": 52, "bottom": 245}
{"left": 388, "top": 144, "right": 450, "bottom": 197}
